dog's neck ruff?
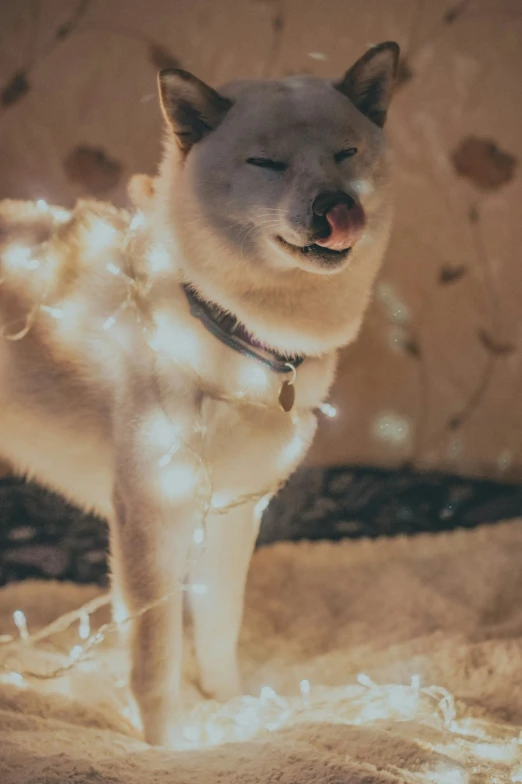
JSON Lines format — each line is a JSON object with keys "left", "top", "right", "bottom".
{"left": 183, "top": 284, "right": 305, "bottom": 374}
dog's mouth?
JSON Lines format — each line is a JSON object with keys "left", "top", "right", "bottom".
{"left": 276, "top": 236, "right": 351, "bottom": 266}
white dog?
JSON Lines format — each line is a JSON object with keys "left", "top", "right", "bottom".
{"left": 0, "top": 41, "right": 399, "bottom": 746}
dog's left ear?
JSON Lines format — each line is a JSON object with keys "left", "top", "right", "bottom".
{"left": 158, "top": 69, "right": 233, "bottom": 153}
{"left": 335, "top": 42, "right": 400, "bottom": 128}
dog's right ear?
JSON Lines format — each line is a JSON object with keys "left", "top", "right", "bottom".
{"left": 158, "top": 69, "right": 232, "bottom": 153}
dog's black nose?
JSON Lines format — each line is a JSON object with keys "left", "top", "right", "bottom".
{"left": 312, "top": 191, "right": 355, "bottom": 217}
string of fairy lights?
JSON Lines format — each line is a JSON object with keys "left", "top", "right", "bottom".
{"left": 0, "top": 197, "right": 336, "bottom": 686}
{"left": 1, "top": 202, "right": 522, "bottom": 778}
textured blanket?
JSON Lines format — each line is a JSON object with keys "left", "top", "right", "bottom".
{"left": 1, "top": 520, "right": 521, "bottom": 783}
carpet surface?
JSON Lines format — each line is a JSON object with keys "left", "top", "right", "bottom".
{"left": 1, "top": 520, "right": 522, "bottom": 783}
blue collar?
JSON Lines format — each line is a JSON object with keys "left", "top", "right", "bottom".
{"left": 183, "top": 284, "right": 305, "bottom": 374}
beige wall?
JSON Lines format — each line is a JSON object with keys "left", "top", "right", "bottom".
{"left": 1, "top": 0, "right": 521, "bottom": 479}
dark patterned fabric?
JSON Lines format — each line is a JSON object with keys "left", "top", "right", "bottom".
{"left": 1, "top": 468, "right": 521, "bottom": 586}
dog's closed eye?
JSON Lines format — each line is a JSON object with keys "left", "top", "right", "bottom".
{"left": 247, "top": 157, "right": 287, "bottom": 172}
{"left": 334, "top": 148, "right": 358, "bottom": 163}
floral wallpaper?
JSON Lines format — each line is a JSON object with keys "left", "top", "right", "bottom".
{"left": 0, "top": 0, "right": 521, "bottom": 480}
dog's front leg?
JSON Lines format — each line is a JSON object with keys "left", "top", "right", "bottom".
{"left": 188, "top": 501, "right": 261, "bottom": 701}
{"left": 110, "top": 400, "right": 199, "bottom": 747}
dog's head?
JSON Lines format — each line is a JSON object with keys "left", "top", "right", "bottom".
{"left": 155, "top": 43, "right": 399, "bottom": 354}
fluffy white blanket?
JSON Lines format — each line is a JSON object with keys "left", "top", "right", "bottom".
{"left": 1, "top": 521, "right": 521, "bottom": 783}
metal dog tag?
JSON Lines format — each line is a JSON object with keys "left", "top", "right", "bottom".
{"left": 278, "top": 379, "right": 295, "bottom": 413}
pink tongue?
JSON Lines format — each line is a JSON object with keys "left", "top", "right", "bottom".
{"left": 314, "top": 202, "right": 366, "bottom": 251}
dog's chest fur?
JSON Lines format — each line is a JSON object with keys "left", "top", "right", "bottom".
{"left": 0, "top": 198, "right": 333, "bottom": 519}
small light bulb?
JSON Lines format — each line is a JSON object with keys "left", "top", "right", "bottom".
{"left": 41, "top": 305, "right": 64, "bottom": 319}
{"left": 299, "top": 679, "right": 311, "bottom": 697}
{"left": 13, "top": 609, "right": 28, "bottom": 640}
{"left": 4, "top": 672, "right": 24, "bottom": 687}
{"left": 69, "top": 644, "right": 83, "bottom": 660}
{"left": 78, "top": 612, "right": 90, "bottom": 640}
{"left": 4, "top": 245, "right": 31, "bottom": 269}
{"left": 193, "top": 527, "right": 205, "bottom": 545}
{"left": 103, "top": 315, "right": 117, "bottom": 331}
{"left": 260, "top": 685, "right": 277, "bottom": 702}
{"left": 106, "top": 262, "right": 121, "bottom": 276}
{"left": 36, "top": 199, "right": 49, "bottom": 212}
{"left": 158, "top": 442, "right": 181, "bottom": 468}
{"left": 52, "top": 207, "right": 70, "bottom": 223}
{"left": 147, "top": 244, "right": 171, "bottom": 273}
{"left": 157, "top": 462, "right": 197, "bottom": 501}
{"left": 254, "top": 494, "right": 271, "bottom": 519}
{"left": 319, "top": 402, "right": 337, "bottom": 418}
{"left": 357, "top": 673, "right": 374, "bottom": 688}
{"left": 86, "top": 220, "right": 118, "bottom": 254}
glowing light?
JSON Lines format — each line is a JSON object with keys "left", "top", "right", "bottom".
{"left": 372, "top": 412, "right": 411, "bottom": 446}
{"left": 388, "top": 325, "right": 408, "bottom": 352}
{"left": 259, "top": 685, "right": 286, "bottom": 709}
{"left": 357, "top": 673, "right": 375, "bottom": 688}
{"left": 260, "top": 685, "right": 277, "bottom": 702}
{"left": 308, "top": 51, "right": 327, "bottom": 60}
{"left": 158, "top": 449, "right": 177, "bottom": 468}
{"left": 36, "top": 199, "right": 49, "bottom": 211}
{"left": 130, "top": 211, "right": 146, "bottom": 231}
{"left": 423, "top": 768, "right": 468, "bottom": 784}
{"left": 112, "top": 599, "right": 128, "bottom": 628}
{"left": 86, "top": 220, "right": 118, "bottom": 254}
{"left": 78, "top": 612, "right": 90, "bottom": 641}
{"left": 103, "top": 315, "right": 117, "bottom": 331}
{"left": 41, "top": 305, "right": 64, "bottom": 319}
{"left": 13, "top": 609, "right": 28, "bottom": 640}
{"left": 157, "top": 462, "right": 197, "bottom": 501}
{"left": 147, "top": 244, "right": 171, "bottom": 273}
{"left": 319, "top": 402, "right": 337, "bottom": 418}
{"left": 106, "top": 262, "right": 121, "bottom": 276}
{"left": 350, "top": 178, "right": 374, "bottom": 196}
{"left": 376, "top": 281, "right": 410, "bottom": 324}
{"left": 300, "top": 679, "right": 311, "bottom": 707}
{"left": 121, "top": 703, "right": 143, "bottom": 731}
{"left": 52, "top": 208, "right": 70, "bottom": 223}
{"left": 141, "top": 412, "right": 183, "bottom": 455}
{"left": 189, "top": 583, "right": 208, "bottom": 595}
{"left": 471, "top": 740, "right": 520, "bottom": 764}
{"left": 193, "top": 527, "right": 205, "bottom": 545}
{"left": 3, "top": 245, "right": 32, "bottom": 270}
{"left": 2, "top": 671, "right": 25, "bottom": 687}
{"left": 254, "top": 494, "right": 271, "bottom": 518}
{"left": 1, "top": 592, "right": 520, "bottom": 778}
{"left": 211, "top": 491, "right": 233, "bottom": 510}
{"left": 149, "top": 311, "right": 202, "bottom": 366}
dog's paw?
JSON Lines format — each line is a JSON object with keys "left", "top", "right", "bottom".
{"left": 138, "top": 691, "right": 185, "bottom": 748}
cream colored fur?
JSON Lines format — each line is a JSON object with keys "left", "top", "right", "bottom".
{"left": 0, "top": 43, "right": 398, "bottom": 746}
